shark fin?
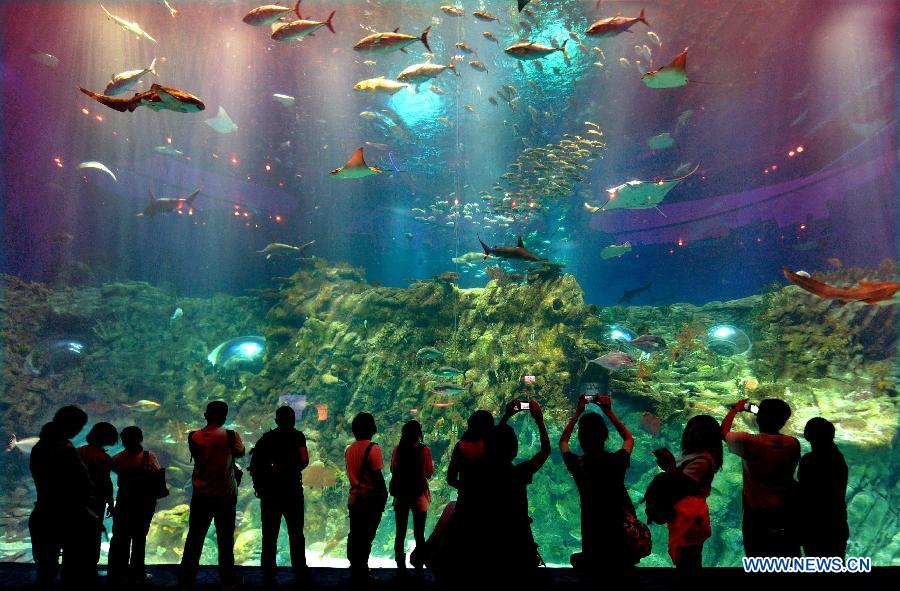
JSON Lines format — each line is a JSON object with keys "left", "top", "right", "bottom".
{"left": 293, "top": 0, "right": 302, "bottom": 19}
{"left": 393, "top": 27, "right": 400, "bottom": 33}
{"left": 477, "top": 236, "right": 490, "bottom": 258}
{"left": 420, "top": 27, "right": 432, "bottom": 53}
{"left": 148, "top": 57, "right": 158, "bottom": 76}
{"left": 185, "top": 189, "right": 201, "bottom": 203}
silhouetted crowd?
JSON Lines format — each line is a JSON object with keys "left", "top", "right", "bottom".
{"left": 26, "top": 391, "right": 850, "bottom": 589}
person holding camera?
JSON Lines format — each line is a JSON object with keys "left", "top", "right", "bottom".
{"left": 653, "top": 415, "right": 722, "bottom": 574}
{"left": 487, "top": 398, "right": 551, "bottom": 581}
{"left": 722, "top": 398, "right": 800, "bottom": 557}
{"left": 345, "top": 412, "right": 387, "bottom": 584}
{"left": 559, "top": 394, "right": 636, "bottom": 575}
{"left": 179, "top": 401, "right": 245, "bottom": 590}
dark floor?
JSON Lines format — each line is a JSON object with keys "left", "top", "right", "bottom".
{"left": 0, "top": 564, "right": 896, "bottom": 591}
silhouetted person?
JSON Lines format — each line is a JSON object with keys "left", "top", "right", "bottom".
{"left": 345, "top": 412, "right": 387, "bottom": 584}
{"left": 723, "top": 398, "right": 800, "bottom": 557}
{"left": 446, "top": 409, "right": 494, "bottom": 506}
{"left": 179, "top": 401, "right": 245, "bottom": 589}
{"left": 798, "top": 417, "right": 848, "bottom": 557}
{"left": 653, "top": 414, "right": 723, "bottom": 574}
{"left": 76, "top": 422, "right": 119, "bottom": 573}
{"left": 109, "top": 426, "right": 161, "bottom": 583}
{"left": 483, "top": 399, "right": 551, "bottom": 583}
{"left": 29, "top": 405, "right": 98, "bottom": 587}
{"left": 250, "top": 406, "right": 309, "bottom": 586}
{"left": 559, "top": 395, "right": 635, "bottom": 575}
{"left": 389, "top": 420, "right": 434, "bottom": 575}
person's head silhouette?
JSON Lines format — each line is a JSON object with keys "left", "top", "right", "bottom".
{"left": 204, "top": 401, "right": 229, "bottom": 427}
{"left": 464, "top": 410, "right": 494, "bottom": 441}
{"left": 120, "top": 426, "right": 144, "bottom": 452}
{"left": 803, "top": 417, "right": 835, "bottom": 450}
{"left": 351, "top": 412, "right": 377, "bottom": 440}
{"left": 52, "top": 405, "right": 88, "bottom": 439}
{"left": 275, "top": 406, "right": 296, "bottom": 429}
{"left": 756, "top": 399, "right": 791, "bottom": 434}
{"left": 577, "top": 412, "right": 608, "bottom": 455}
{"left": 400, "top": 420, "right": 423, "bottom": 446}
{"left": 682, "top": 414, "right": 723, "bottom": 469}
{"left": 86, "top": 422, "right": 119, "bottom": 449}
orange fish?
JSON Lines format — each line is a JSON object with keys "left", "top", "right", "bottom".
{"left": 315, "top": 403, "right": 328, "bottom": 421}
{"left": 640, "top": 412, "right": 661, "bottom": 435}
{"left": 783, "top": 267, "right": 900, "bottom": 305}
{"left": 826, "top": 257, "right": 842, "bottom": 268}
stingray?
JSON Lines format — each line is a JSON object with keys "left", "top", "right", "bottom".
{"left": 330, "top": 147, "right": 383, "bottom": 179}
{"left": 642, "top": 48, "right": 688, "bottom": 89}
{"left": 585, "top": 164, "right": 699, "bottom": 214}
{"left": 78, "top": 161, "right": 117, "bottom": 182}
{"left": 204, "top": 106, "right": 238, "bottom": 134}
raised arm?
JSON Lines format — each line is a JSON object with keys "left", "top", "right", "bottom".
{"left": 722, "top": 399, "right": 748, "bottom": 439}
{"left": 499, "top": 399, "right": 517, "bottom": 426}
{"left": 527, "top": 400, "right": 551, "bottom": 471}
{"left": 599, "top": 396, "right": 633, "bottom": 455}
{"left": 559, "top": 397, "right": 588, "bottom": 454}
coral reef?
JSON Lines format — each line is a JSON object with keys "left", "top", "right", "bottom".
{"left": 1, "top": 260, "right": 897, "bottom": 567}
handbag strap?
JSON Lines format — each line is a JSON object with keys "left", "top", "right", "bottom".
{"left": 353, "top": 442, "right": 377, "bottom": 491}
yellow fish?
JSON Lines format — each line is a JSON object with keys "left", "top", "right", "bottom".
{"left": 123, "top": 400, "right": 161, "bottom": 412}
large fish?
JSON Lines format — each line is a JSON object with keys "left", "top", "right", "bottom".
{"left": 353, "top": 76, "right": 409, "bottom": 95}
{"left": 257, "top": 240, "right": 315, "bottom": 260}
{"left": 330, "top": 148, "right": 383, "bottom": 179}
{"left": 99, "top": 4, "right": 157, "bottom": 43}
{"left": 79, "top": 83, "right": 205, "bottom": 113}
{"left": 243, "top": 1, "right": 299, "bottom": 26}
{"left": 478, "top": 235, "right": 545, "bottom": 262}
{"left": 585, "top": 9, "right": 649, "bottom": 38}
{"left": 505, "top": 40, "right": 568, "bottom": 60}
{"left": 137, "top": 188, "right": 200, "bottom": 217}
{"left": 397, "top": 57, "right": 458, "bottom": 86}
{"left": 354, "top": 26, "right": 431, "bottom": 55}
{"left": 104, "top": 58, "right": 158, "bottom": 96}
{"left": 642, "top": 48, "right": 688, "bottom": 88}
{"left": 271, "top": 9, "right": 335, "bottom": 41}
{"left": 783, "top": 268, "right": 900, "bottom": 305}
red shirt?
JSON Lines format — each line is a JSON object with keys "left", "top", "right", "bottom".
{"left": 726, "top": 432, "right": 800, "bottom": 510}
{"left": 345, "top": 440, "right": 384, "bottom": 505}
{"left": 189, "top": 426, "right": 245, "bottom": 498}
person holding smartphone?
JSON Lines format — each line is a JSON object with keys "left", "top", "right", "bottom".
{"left": 722, "top": 398, "right": 801, "bottom": 558}
{"left": 559, "top": 394, "right": 635, "bottom": 575}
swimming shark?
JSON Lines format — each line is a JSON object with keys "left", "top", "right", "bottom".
{"left": 137, "top": 188, "right": 200, "bottom": 217}
{"left": 783, "top": 268, "right": 900, "bottom": 305}
{"left": 478, "top": 236, "right": 545, "bottom": 262}
{"left": 100, "top": 4, "right": 157, "bottom": 43}
{"left": 103, "top": 57, "right": 157, "bottom": 96}
{"left": 257, "top": 240, "right": 315, "bottom": 260}
{"left": 617, "top": 282, "right": 652, "bottom": 304}
{"left": 79, "top": 83, "right": 205, "bottom": 113}
{"left": 642, "top": 48, "right": 689, "bottom": 89}
{"left": 585, "top": 164, "right": 699, "bottom": 213}
{"left": 330, "top": 148, "right": 383, "bottom": 179}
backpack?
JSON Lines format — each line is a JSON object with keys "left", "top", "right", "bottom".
{"left": 643, "top": 454, "right": 712, "bottom": 524}
{"left": 389, "top": 444, "right": 426, "bottom": 498}
{"left": 248, "top": 433, "right": 274, "bottom": 498}
{"left": 248, "top": 429, "right": 304, "bottom": 497}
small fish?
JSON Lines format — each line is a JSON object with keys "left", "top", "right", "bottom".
{"left": 433, "top": 366, "right": 464, "bottom": 378}
{"left": 629, "top": 334, "right": 667, "bottom": 353}
{"left": 826, "top": 257, "right": 843, "bottom": 268}
{"left": 123, "top": 400, "right": 162, "bottom": 412}
{"left": 468, "top": 60, "right": 489, "bottom": 73}
{"left": 170, "top": 307, "right": 183, "bottom": 322}
{"left": 455, "top": 42, "right": 477, "bottom": 54}
{"left": 6, "top": 435, "right": 39, "bottom": 454}
{"left": 430, "top": 383, "right": 467, "bottom": 394}
{"left": 463, "top": 104, "right": 475, "bottom": 113}
{"left": 483, "top": 31, "right": 499, "bottom": 44}
{"left": 505, "top": 40, "right": 568, "bottom": 61}
{"left": 436, "top": 117, "right": 452, "bottom": 127}
{"left": 29, "top": 49, "right": 59, "bottom": 68}
{"left": 647, "top": 31, "right": 661, "bottom": 47}
{"left": 154, "top": 145, "right": 184, "bottom": 157}
{"left": 441, "top": 5, "right": 465, "bottom": 17}
{"left": 416, "top": 347, "right": 444, "bottom": 360}
{"left": 429, "top": 85, "right": 445, "bottom": 94}
{"left": 272, "top": 93, "right": 296, "bottom": 107}
{"left": 363, "top": 60, "right": 377, "bottom": 67}
{"left": 473, "top": 10, "right": 499, "bottom": 22}
{"left": 353, "top": 76, "right": 409, "bottom": 95}
{"left": 488, "top": 96, "right": 498, "bottom": 106}
{"left": 78, "top": 161, "right": 117, "bottom": 182}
